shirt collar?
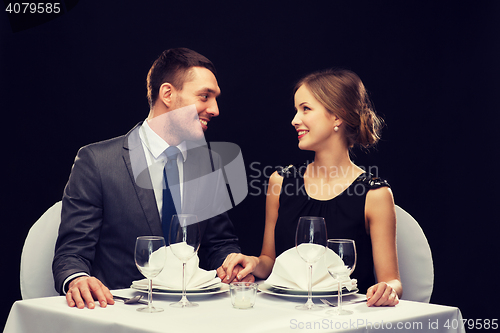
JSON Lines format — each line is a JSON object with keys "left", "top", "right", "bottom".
{"left": 140, "top": 120, "right": 187, "bottom": 162}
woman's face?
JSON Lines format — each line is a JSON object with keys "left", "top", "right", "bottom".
{"left": 292, "top": 84, "right": 338, "bottom": 151}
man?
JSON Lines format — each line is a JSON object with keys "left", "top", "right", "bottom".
{"left": 53, "top": 48, "right": 252, "bottom": 309}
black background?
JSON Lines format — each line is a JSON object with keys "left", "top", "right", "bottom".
{"left": 2, "top": 0, "right": 499, "bottom": 329}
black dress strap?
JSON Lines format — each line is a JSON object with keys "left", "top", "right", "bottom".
{"left": 277, "top": 164, "right": 296, "bottom": 177}
{"left": 355, "top": 173, "right": 391, "bottom": 189}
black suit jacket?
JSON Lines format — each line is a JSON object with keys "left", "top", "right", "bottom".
{"left": 52, "top": 123, "right": 241, "bottom": 294}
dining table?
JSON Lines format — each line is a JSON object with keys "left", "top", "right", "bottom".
{"left": 4, "top": 286, "right": 465, "bottom": 333}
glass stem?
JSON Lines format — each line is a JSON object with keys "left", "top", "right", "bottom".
{"left": 148, "top": 278, "right": 153, "bottom": 311}
{"left": 181, "top": 262, "right": 187, "bottom": 301}
{"left": 337, "top": 278, "right": 343, "bottom": 312}
{"left": 307, "top": 264, "right": 313, "bottom": 307}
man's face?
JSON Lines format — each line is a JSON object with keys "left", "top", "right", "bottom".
{"left": 172, "top": 66, "right": 221, "bottom": 133}
{"left": 151, "top": 66, "right": 221, "bottom": 145}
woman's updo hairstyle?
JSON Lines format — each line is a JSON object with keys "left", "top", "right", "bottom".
{"left": 294, "top": 69, "right": 384, "bottom": 149}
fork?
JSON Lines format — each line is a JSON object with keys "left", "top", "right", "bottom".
{"left": 113, "top": 295, "right": 148, "bottom": 305}
{"left": 320, "top": 298, "right": 367, "bottom": 307}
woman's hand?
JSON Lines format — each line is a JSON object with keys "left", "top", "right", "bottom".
{"left": 217, "top": 253, "right": 259, "bottom": 283}
{"left": 366, "top": 281, "right": 400, "bottom": 307}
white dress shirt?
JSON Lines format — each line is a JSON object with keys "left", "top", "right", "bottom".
{"left": 139, "top": 119, "right": 187, "bottom": 218}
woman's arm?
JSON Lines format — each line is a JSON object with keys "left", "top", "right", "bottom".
{"left": 217, "top": 171, "right": 283, "bottom": 281}
{"left": 253, "top": 170, "right": 283, "bottom": 278}
{"left": 364, "top": 186, "right": 402, "bottom": 306}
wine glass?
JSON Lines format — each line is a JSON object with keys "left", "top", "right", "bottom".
{"left": 326, "top": 239, "right": 357, "bottom": 315}
{"left": 169, "top": 214, "right": 201, "bottom": 308}
{"left": 134, "top": 236, "right": 167, "bottom": 313}
{"left": 295, "top": 216, "right": 327, "bottom": 310}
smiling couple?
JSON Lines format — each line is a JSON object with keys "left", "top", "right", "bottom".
{"left": 53, "top": 47, "right": 400, "bottom": 310}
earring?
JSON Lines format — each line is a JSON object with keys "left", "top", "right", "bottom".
{"left": 334, "top": 126, "right": 339, "bottom": 132}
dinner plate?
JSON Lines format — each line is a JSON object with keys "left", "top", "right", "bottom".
{"left": 258, "top": 283, "right": 358, "bottom": 298}
{"left": 131, "top": 283, "right": 229, "bottom": 296}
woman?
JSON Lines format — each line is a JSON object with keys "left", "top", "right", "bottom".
{"left": 218, "top": 69, "right": 401, "bottom": 307}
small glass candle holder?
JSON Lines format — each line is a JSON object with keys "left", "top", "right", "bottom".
{"left": 230, "top": 282, "right": 257, "bottom": 309}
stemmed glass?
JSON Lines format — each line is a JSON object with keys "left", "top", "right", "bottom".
{"left": 134, "top": 236, "right": 167, "bottom": 313}
{"left": 169, "top": 214, "right": 201, "bottom": 308}
{"left": 295, "top": 216, "right": 327, "bottom": 310}
{"left": 326, "top": 239, "right": 357, "bottom": 315}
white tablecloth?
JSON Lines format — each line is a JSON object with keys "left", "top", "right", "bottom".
{"left": 5, "top": 288, "right": 465, "bottom": 333}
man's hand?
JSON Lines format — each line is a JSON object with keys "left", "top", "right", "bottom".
{"left": 66, "top": 276, "right": 115, "bottom": 309}
{"left": 217, "top": 253, "right": 258, "bottom": 283}
{"left": 217, "top": 264, "right": 255, "bottom": 283}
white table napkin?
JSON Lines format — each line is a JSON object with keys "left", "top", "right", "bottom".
{"left": 265, "top": 247, "right": 357, "bottom": 291}
{"left": 131, "top": 244, "right": 219, "bottom": 290}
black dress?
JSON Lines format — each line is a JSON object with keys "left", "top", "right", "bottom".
{"left": 273, "top": 164, "right": 390, "bottom": 294}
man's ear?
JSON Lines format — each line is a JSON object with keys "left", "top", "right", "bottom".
{"left": 158, "top": 82, "right": 174, "bottom": 107}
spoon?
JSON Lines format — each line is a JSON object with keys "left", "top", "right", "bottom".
{"left": 113, "top": 295, "right": 147, "bottom": 305}
{"left": 320, "top": 298, "right": 367, "bottom": 307}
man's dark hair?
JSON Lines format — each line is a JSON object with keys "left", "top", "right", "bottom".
{"left": 146, "top": 48, "right": 216, "bottom": 108}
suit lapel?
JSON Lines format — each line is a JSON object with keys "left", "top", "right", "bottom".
{"left": 122, "top": 123, "right": 162, "bottom": 235}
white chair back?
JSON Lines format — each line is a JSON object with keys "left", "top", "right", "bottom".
{"left": 395, "top": 205, "right": 434, "bottom": 302}
{"left": 20, "top": 201, "right": 62, "bottom": 299}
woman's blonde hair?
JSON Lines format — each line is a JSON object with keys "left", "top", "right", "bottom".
{"left": 294, "top": 69, "right": 384, "bottom": 148}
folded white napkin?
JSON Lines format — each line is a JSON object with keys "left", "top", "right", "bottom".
{"left": 131, "top": 243, "right": 219, "bottom": 290}
{"left": 265, "top": 247, "right": 357, "bottom": 291}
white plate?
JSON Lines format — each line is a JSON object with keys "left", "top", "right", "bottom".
{"left": 131, "top": 283, "right": 229, "bottom": 296}
{"left": 271, "top": 284, "right": 337, "bottom": 293}
{"left": 259, "top": 283, "right": 358, "bottom": 298}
